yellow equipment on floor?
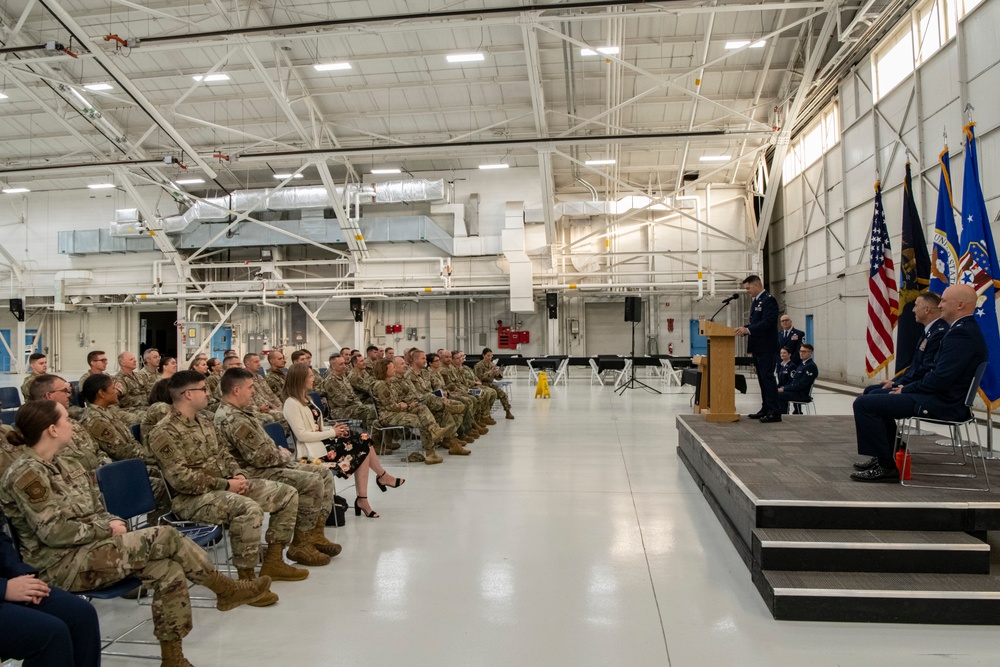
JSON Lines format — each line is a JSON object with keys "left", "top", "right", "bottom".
{"left": 535, "top": 371, "right": 551, "bottom": 399}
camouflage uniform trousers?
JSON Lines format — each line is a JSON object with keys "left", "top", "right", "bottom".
{"left": 250, "top": 463, "right": 334, "bottom": 530}
{"left": 473, "top": 386, "right": 498, "bottom": 417}
{"left": 170, "top": 479, "right": 298, "bottom": 569}
{"left": 328, "top": 403, "right": 377, "bottom": 430}
{"left": 484, "top": 382, "right": 510, "bottom": 410}
{"left": 375, "top": 411, "right": 431, "bottom": 449}
{"left": 422, "top": 395, "right": 461, "bottom": 432}
{"left": 43, "top": 525, "right": 214, "bottom": 641}
{"left": 449, "top": 394, "right": 479, "bottom": 433}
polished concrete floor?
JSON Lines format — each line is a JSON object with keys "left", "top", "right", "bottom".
{"left": 93, "top": 377, "right": 1000, "bottom": 666}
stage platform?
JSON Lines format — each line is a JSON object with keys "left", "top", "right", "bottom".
{"left": 676, "top": 414, "right": 1000, "bottom": 625}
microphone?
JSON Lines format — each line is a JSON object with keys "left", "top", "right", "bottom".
{"left": 722, "top": 293, "right": 740, "bottom": 304}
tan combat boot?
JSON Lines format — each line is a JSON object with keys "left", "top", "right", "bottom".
{"left": 237, "top": 568, "right": 279, "bottom": 607}
{"left": 259, "top": 542, "right": 309, "bottom": 581}
{"left": 203, "top": 570, "right": 272, "bottom": 611}
{"left": 460, "top": 433, "right": 476, "bottom": 444}
{"left": 159, "top": 639, "right": 194, "bottom": 667}
{"left": 505, "top": 409, "right": 515, "bottom": 420}
{"left": 482, "top": 415, "right": 497, "bottom": 425}
{"left": 311, "top": 517, "right": 343, "bottom": 557}
{"left": 448, "top": 438, "right": 471, "bottom": 456}
{"left": 429, "top": 423, "right": 457, "bottom": 443}
{"left": 287, "top": 530, "right": 331, "bottom": 566}
{"left": 424, "top": 444, "right": 444, "bottom": 465}
{"left": 476, "top": 424, "right": 490, "bottom": 435}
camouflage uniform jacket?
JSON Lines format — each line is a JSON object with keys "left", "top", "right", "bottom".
{"left": 214, "top": 402, "right": 290, "bottom": 475}
{"left": 323, "top": 372, "right": 362, "bottom": 410}
{"left": 311, "top": 368, "right": 323, "bottom": 387}
{"left": 391, "top": 375, "right": 421, "bottom": 403}
{"left": 205, "top": 373, "right": 222, "bottom": 413}
{"left": 139, "top": 403, "right": 172, "bottom": 447}
{"left": 115, "top": 370, "right": 148, "bottom": 410}
{"left": 405, "top": 367, "right": 436, "bottom": 397}
{"left": 149, "top": 409, "right": 246, "bottom": 495}
{"left": 78, "top": 370, "right": 99, "bottom": 386}
{"left": 0, "top": 427, "right": 22, "bottom": 481}
{"left": 80, "top": 405, "right": 153, "bottom": 466}
{"left": 64, "top": 422, "right": 111, "bottom": 472}
{"left": 428, "top": 368, "right": 450, "bottom": 394}
{"left": 251, "top": 374, "right": 282, "bottom": 411}
{"left": 372, "top": 379, "right": 406, "bottom": 414}
{"left": 348, "top": 369, "right": 374, "bottom": 401}
{"left": 474, "top": 359, "right": 501, "bottom": 383}
{"left": 0, "top": 448, "right": 120, "bottom": 577}
{"left": 20, "top": 374, "right": 39, "bottom": 402}
{"left": 135, "top": 366, "right": 159, "bottom": 396}
{"left": 265, "top": 368, "right": 286, "bottom": 399}
{"left": 441, "top": 365, "right": 469, "bottom": 392}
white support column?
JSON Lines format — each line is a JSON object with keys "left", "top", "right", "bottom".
{"left": 547, "top": 317, "right": 560, "bottom": 355}
{"left": 353, "top": 320, "right": 365, "bottom": 351}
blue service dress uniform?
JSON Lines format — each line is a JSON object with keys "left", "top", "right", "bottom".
{"left": 778, "top": 358, "right": 818, "bottom": 414}
{"left": 746, "top": 290, "right": 780, "bottom": 416}
{"left": 776, "top": 360, "right": 799, "bottom": 389}
{"left": 862, "top": 318, "right": 949, "bottom": 394}
{"left": 775, "top": 327, "right": 805, "bottom": 373}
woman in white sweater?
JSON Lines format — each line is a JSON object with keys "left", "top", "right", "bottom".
{"left": 282, "top": 364, "right": 404, "bottom": 518}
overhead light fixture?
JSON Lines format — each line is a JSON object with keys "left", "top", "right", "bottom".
{"left": 446, "top": 53, "right": 485, "bottom": 63}
{"left": 580, "top": 46, "right": 619, "bottom": 57}
{"left": 313, "top": 62, "right": 352, "bottom": 72}
{"left": 585, "top": 159, "right": 616, "bottom": 166}
{"left": 2, "top": 188, "right": 29, "bottom": 194}
{"left": 273, "top": 173, "right": 304, "bottom": 179}
{"left": 700, "top": 155, "right": 732, "bottom": 162}
{"left": 0, "top": 92, "right": 8, "bottom": 100}
{"left": 193, "top": 73, "right": 230, "bottom": 82}
{"left": 371, "top": 168, "right": 401, "bottom": 174}
{"left": 88, "top": 183, "right": 116, "bottom": 189}
{"left": 478, "top": 163, "right": 509, "bottom": 170}
{"left": 175, "top": 178, "right": 205, "bottom": 185}
{"left": 83, "top": 83, "right": 113, "bottom": 91}
{"left": 725, "top": 40, "right": 765, "bottom": 49}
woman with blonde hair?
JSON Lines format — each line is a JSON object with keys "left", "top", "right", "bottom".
{"left": 282, "top": 364, "right": 403, "bottom": 518}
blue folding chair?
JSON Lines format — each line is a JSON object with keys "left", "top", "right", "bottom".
{"left": 0, "top": 387, "right": 21, "bottom": 411}
{"left": 0, "top": 409, "right": 16, "bottom": 426}
{"left": 309, "top": 391, "right": 326, "bottom": 417}
{"left": 263, "top": 421, "right": 293, "bottom": 452}
{"left": 69, "top": 380, "right": 83, "bottom": 407}
{"left": 130, "top": 423, "right": 142, "bottom": 443}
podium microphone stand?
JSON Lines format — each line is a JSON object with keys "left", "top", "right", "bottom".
{"left": 696, "top": 296, "right": 740, "bottom": 422}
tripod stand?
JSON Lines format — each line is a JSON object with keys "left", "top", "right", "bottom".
{"left": 615, "top": 320, "right": 661, "bottom": 395}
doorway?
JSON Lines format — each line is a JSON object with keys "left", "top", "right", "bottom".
{"left": 139, "top": 311, "right": 177, "bottom": 360}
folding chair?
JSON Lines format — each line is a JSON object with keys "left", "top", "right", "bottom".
{"left": 263, "top": 421, "right": 293, "bottom": 452}
{"left": 659, "top": 359, "right": 684, "bottom": 387}
{"left": 894, "top": 362, "right": 990, "bottom": 492}
{"left": 0, "top": 409, "right": 15, "bottom": 426}
{"left": 308, "top": 391, "right": 326, "bottom": 417}
{"left": 790, "top": 385, "right": 817, "bottom": 415}
{"left": 370, "top": 404, "right": 418, "bottom": 458}
{"left": 589, "top": 358, "right": 604, "bottom": 385}
{"left": 0, "top": 387, "right": 21, "bottom": 411}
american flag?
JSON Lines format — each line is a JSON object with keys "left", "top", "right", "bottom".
{"left": 866, "top": 182, "right": 899, "bottom": 377}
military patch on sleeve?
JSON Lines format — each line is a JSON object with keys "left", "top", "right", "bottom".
{"left": 234, "top": 422, "right": 258, "bottom": 443}
{"left": 14, "top": 470, "right": 49, "bottom": 505}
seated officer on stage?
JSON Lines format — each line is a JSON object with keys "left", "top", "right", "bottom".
{"left": 851, "top": 284, "right": 987, "bottom": 482}
{"left": 777, "top": 344, "right": 817, "bottom": 414}
{"left": 863, "top": 291, "right": 948, "bottom": 394}
{"left": 776, "top": 347, "right": 798, "bottom": 389}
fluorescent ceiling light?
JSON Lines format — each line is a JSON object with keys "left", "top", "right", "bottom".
{"left": 0, "top": 92, "right": 8, "bottom": 100}
{"left": 580, "top": 46, "right": 619, "bottom": 56}
{"left": 175, "top": 178, "right": 205, "bottom": 185}
{"left": 446, "top": 53, "right": 485, "bottom": 63}
{"left": 193, "top": 73, "right": 230, "bottom": 82}
{"left": 88, "top": 183, "right": 116, "bottom": 189}
{"left": 313, "top": 62, "right": 352, "bottom": 71}
{"left": 700, "top": 155, "right": 732, "bottom": 162}
{"left": 371, "top": 168, "right": 401, "bottom": 174}
{"left": 585, "top": 159, "right": 616, "bottom": 166}
{"left": 2, "top": 188, "right": 29, "bottom": 194}
{"left": 478, "top": 163, "right": 509, "bottom": 170}
{"left": 725, "top": 40, "right": 765, "bottom": 49}
{"left": 273, "top": 173, "right": 304, "bottom": 179}
{"left": 83, "top": 83, "right": 113, "bottom": 91}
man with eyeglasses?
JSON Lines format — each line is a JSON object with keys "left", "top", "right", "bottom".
{"left": 26, "top": 374, "right": 109, "bottom": 474}
{"left": 79, "top": 350, "right": 110, "bottom": 387}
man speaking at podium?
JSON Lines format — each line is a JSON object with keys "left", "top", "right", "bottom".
{"left": 735, "top": 275, "right": 781, "bottom": 423}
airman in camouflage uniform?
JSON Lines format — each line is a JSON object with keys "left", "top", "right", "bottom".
{"left": 0, "top": 425, "right": 20, "bottom": 479}
{"left": 214, "top": 374, "right": 340, "bottom": 561}
{"left": 448, "top": 350, "right": 497, "bottom": 426}
{"left": 135, "top": 347, "right": 160, "bottom": 397}
{"left": 474, "top": 348, "right": 513, "bottom": 418}
{"left": 149, "top": 371, "right": 319, "bottom": 584}
{"left": 405, "top": 355, "right": 469, "bottom": 455}
{"left": 428, "top": 354, "right": 480, "bottom": 440}
{"left": 0, "top": 419, "right": 271, "bottom": 666}
{"left": 371, "top": 360, "right": 454, "bottom": 464}
{"left": 349, "top": 356, "right": 376, "bottom": 403}
{"left": 323, "top": 356, "right": 376, "bottom": 427}
{"left": 115, "top": 351, "right": 149, "bottom": 412}
{"left": 140, "top": 401, "right": 172, "bottom": 446}
{"left": 266, "top": 356, "right": 287, "bottom": 400}
{"left": 242, "top": 353, "right": 290, "bottom": 431}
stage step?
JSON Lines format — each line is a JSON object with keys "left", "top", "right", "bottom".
{"left": 753, "top": 528, "right": 990, "bottom": 574}
{"left": 755, "top": 570, "right": 1000, "bottom": 624}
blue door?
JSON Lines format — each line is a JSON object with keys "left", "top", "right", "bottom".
{"left": 805, "top": 314, "right": 814, "bottom": 345}
{"left": 689, "top": 319, "right": 708, "bottom": 355}
{"left": 209, "top": 326, "right": 232, "bottom": 362}
{"left": 0, "top": 329, "right": 42, "bottom": 372}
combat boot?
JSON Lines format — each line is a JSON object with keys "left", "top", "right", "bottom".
{"left": 311, "top": 517, "right": 343, "bottom": 557}
{"left": 287, "top": 530, "right": 331, "bottom": 566}
{"left": 237, "top": 568, "right": 279, "bottom": 607}
{"left": 505, "top": 409, "right": 515, "bottom": 420}
{"left": 259, "top": 542, "right": 309, "bottom": 581}
{"left": 448, "top": 438, "right": 471, "bottom": 456}
{"left": 429, "top": 423, "right": 456, "bottom": 443}
{"left": 477, "top": 424, "right": 489, "bottom": 435}
{"left": 424, "top": 445, "right": 444, "bottom": 465}
{"left": 467, "top": 427, "right": 482, "bottom": 437}
{"left": 159, "top": 639, "right": 194, "bottom": 667}
{"left": 460, "top": 433, "right": 476, "bottom": 444}
{"left": 203, "top": 571, "right": 272, "bottom": 611}
{"left": 482, "top": 415, "right": 497, "bottom": 425}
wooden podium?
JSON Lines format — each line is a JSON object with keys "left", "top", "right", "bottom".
{"left": 697, "top": 319, "right": 739, "bottom": 423}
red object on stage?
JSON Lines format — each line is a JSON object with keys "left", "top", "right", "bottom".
{"left": 895, "top": 450, "right": 912, "bottom": 480}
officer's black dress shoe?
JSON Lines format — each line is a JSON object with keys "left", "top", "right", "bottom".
{"left": 852, "top": 456, "right": 879, "bottom": 471}
{"left": 758, "top": 413, "right": 782, "bottom": 423}
{"left": 748, "top": 411, "right": 766, "bottom": 419}
{"left": 850, "top": 463, "right": 900, "bottom": 482}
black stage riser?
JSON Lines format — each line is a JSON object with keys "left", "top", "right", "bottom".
{"left": 755, "top": 505, "right": 999, "bottom": 532}
{"left": 753, "top": 544, "right": 990, "bottom": 575}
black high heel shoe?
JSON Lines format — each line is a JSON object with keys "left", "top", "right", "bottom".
{"left": 376, "top": 471, "right": 406, "bottom": 493}
{"left": 354, "top": 496, "right": 379, "bottom": 518}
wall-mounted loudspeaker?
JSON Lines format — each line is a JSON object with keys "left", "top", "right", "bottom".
{"left": 624, "top": 296, "right": 642, "bottom": 323}
{"left": 349, "top": 297, "right": 364, "bottom": 323}
{"left": 546, "top": 293, "right": 558, "bottom": 320}
{"left": 9, "top": 298, "right": 23, "bottom": 322}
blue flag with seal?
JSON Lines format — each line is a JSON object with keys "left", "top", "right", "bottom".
{"left": 957, "top": 123, "right": 1000, "bottom": 409}
{"left": 930, "top": 148, "right": 959, "bottom": 296}
{"left": 896, "top": 162, "right": 931, "bottom": 375}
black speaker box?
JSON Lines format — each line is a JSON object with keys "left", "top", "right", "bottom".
{"left": 624, "top": 296, "right": 642, "bottom": 323}
{"left": 9, "top": 298, "right": 23, "bottom": 322}
{"left": 546, "top": 293, "right": 558, "bottom": 320}
{"left": 349, "top": 297, "right": 363, "bottom": 322}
